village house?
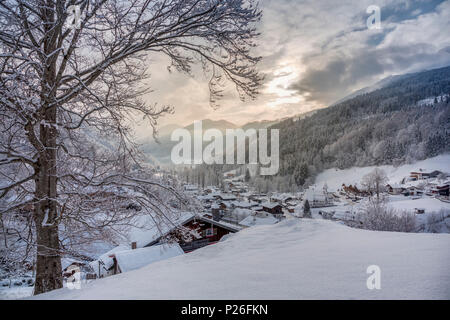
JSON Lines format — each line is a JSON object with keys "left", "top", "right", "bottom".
{"left": 141, "top": 213, "right": 242, "bottom": 253}
{"left": 437, "top": 184, "right": 449, "bottom": 197}
{"left": 215, "top": 193, "right": 237, "bottom": 202}
{"left": 62, "top": 259, "right": 96, "bottom": 281}
{"left": 341, "top": 184, "right": 368, "bottom": 198}
{"left": 285, "top": 200, "right": 300, "bottom": 207}
{"left": 270, "top": 193, "right": 294, "bottom": 204}
{"left": 196, "top": 194, "right": 216, "bottom": 203}
{"left": 231, "top": 201, "right": 258, "bottom": 210}
{"left": 386, "top": 184, "right": 405, "bottom": 195}
{"left": 218, "top": 201, "right": 233, "bottom": 211}
{"left": 409, "top": 170, "right": 442, "bottom": 181}
{"left": 305, "top": 187, "right": 333, "bottom": 208}
{"left": 402, "top": 186, "right": 424, "bottom": 197}
{"left": 176, "top": 215, "right": 242, "bottom": 252}
{"left": 203, "top": 186, "right": 218, "bottom": 194}
{"left": 248, "top": 194, "right": 268, "bottom": 203}
{"left": 260, "top": 202, "right": 284, "bottom": 218}
{"left": 286, "top": 206, "right": 296, "bottom": 213}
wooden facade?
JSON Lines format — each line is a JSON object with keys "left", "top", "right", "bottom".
{"left": 437, "top": 185, "right": 449, "bottom": 197}
{"left": 149, "top": 215, "right": 241, "bottom": 253}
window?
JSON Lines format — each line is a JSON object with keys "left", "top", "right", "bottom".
{"left": 203, "top": 227, "right": 218, "bottom": 237}
{"left": 205, "top": 228, "right": 214, "bottom": 237}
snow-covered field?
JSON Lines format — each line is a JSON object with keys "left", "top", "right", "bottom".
{"left": 389, "top": 196, "right": 450, "bottom": 212}
{"left": 31, "top": 219, "right": 450, "bottom": 300}
{"left": 315, "top": 154, "right": 450, "bottom": 191}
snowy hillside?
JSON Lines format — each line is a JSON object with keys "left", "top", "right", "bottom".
{"left": 315, "top": 154, "right": 450, "bottom": 191}
{"left": 32, "top": 219, "right": 450, "bottom": 300}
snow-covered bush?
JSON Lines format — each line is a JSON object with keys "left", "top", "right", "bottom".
{"left": 358, "top": 199, "right": 416, "bottom": 232}
{"left": 423, "top": 209, "right": 450, "bottom": 233}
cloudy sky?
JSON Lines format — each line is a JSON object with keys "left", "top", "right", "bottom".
{"left": 136, "top": 0, "right": 450, "bottom": 137}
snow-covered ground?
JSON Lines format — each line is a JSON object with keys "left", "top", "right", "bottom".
{"left": 0, "top": 286, "right": 33, "bottom": 300}
{"left": 388, "top": 196, "right": 450, "bottom": 212}
{"left": 315, "top": 154, "right": 450, "bottom": 191}
{"left": 30, "top": 219, "right": 450, "bottom": 300}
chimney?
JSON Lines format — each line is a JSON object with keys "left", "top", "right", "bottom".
{"left": 131, "top": 241, "right": 137, "bottom": 250}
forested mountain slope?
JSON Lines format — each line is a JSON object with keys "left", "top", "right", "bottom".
{"left": 272, "top": 66, "right": 450, "bottom": 186}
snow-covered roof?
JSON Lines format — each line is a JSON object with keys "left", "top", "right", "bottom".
{"left": 114, "top": 243, "right": 184, "bottom": 273}
{"left": 211, "top": 203, "right": 220, "bottom": 209}
{"left": 232, "top": 201, "right": 257, "bottom": 208}
{"left": 130, "top": 212, "right": 196, "bottom": 248}
{"left": 260, "top": 202, "right": 282, "bottom": 209}
{"left": 199, "top": 216, "right": 243, "bottom": 232}
{"left": 239, "top": 215, "right": 278, "bottom": 227}
{"left": 388, "top": 183, "right": 404, "bottom": 189}
{"left": 197, "top": 194, "right": 215, "bottom": 201}
{"left": 61, "top": 258, "right": 84, "bottom": 271}
{"left": 217, "top": 193, "right": 237, "bottom": 200}
{"left": 232, "top": 208, "right": 253, "bottom": 217}
{"left": 270, "top": 193, "right": 294, "bottom": 201}
{"left": 219, "top": 201, "right": 233, "bottom": 208}
{"left": 91, "top": 244, "right": 130, "bottom": 273}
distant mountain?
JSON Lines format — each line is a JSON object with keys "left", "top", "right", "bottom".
{"left": 271, "top": 65, "right": 450, "bottom": 186}
{"left": 241, "top": 120, "right": 278, "bottom": 131}
{"left": 141, "top": 118, "right": 280, "bottom": 164}
{"left": 157, "top": 123, "right": 183, "bottom": 137}
{"left": 184, "top": 119, "right": 238, "bottom": 133}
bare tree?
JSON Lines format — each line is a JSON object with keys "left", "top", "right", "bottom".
{"left": 358, "top": 198, "right": 416, "bottom": 232}
{"left": 0, "top": 0, "right": 262, "bottom": 294}
{"left": 361, "top": 168, "right": 388, "bottom": 199}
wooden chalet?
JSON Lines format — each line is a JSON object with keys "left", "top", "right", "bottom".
{"left": 143, "top": 214, "right": 242, "bottom": 253}
{"left": 402, "top": 186, "right": 424, "bottom": 197}
{"left": 386, "top": 184, "right": 405, "bottom": 195}
{"left": 409, "top": 170, "right": 439, "bottom": 180}
{"left": 260, "top": 202, "right": 283, "bottom": 218}
{"left": 437, "top": 184, "right": 449, "bottom": 197}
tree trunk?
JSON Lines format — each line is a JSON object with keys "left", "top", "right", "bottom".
{"left": 33, "top": 101, "right": 62, "bottom": 295}
{"left": 33, "top": 2, "right": 63, "bottom": 293}
{"left": 33, "top": 218, "right": 63, "bottom": 295}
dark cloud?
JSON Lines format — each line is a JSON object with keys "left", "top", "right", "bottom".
{"left": 291, "top": 42, "right": 450, "bottom": 104}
